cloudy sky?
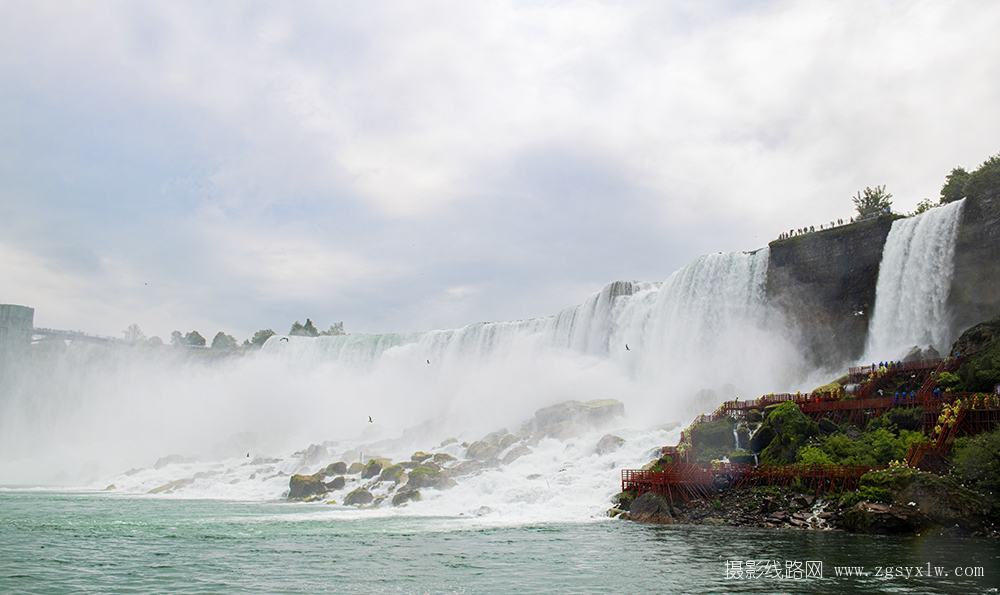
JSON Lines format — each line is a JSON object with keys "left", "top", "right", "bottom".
{"left": 2, "top": 1, "right": 999, "bottom": 342}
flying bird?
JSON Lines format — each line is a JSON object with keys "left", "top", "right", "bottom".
{"left": 280, "top": 337, "right": 289, "bottom": 342}
{"left": 426, "top": 359, "right": 430, "bottom": 364}
{"left": 625, "top": 344, "right": 630, "bottom": 351}
{"left": 368, "top": 416, "right": 373, "bottom": 423}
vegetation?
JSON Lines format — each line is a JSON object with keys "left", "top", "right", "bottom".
{"left": 211, "top": 331, "right": 238, "bottom": 349}
{"left": 250, "top": 329, "right": 276, "bottom": 346}
{"left": 952, "top": 429, "right": 1000, "bottom": 496}
{"left": 289, "top": 319, "right": 319, "bottom": 337}
{"left": 184, "top": 330, "right": 206, "bottom": 346}
{"left": 939, "top": 152, "right": 1000, "bottom": 204}
{"left": 852, "top": 185, "right": 893, "bottom": 217}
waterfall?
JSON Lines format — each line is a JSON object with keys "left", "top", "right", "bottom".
{"left": 865, "top": 199, "right": 965, "bottom": 361}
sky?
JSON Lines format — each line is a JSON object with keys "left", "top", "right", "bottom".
{"left": 2, "top": 0, "right": 1000, "bottom": 343}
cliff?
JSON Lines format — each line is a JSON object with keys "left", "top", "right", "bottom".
{"left": 766, "top": 218, "right": 893, "bottom": 368}
{"left": 765, "top": 187, "right": 1000, "bottom": 369}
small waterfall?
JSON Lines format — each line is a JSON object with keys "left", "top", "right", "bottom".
{"left": 865, "top": 199, "right": 965, "bottom": 361}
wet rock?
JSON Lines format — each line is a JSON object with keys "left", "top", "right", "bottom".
{"left": 629, "top": 492, "right": 675, "bottom": 524}
{"left": 324, "top": 476, "right": 346, "bottom": 490}
{"left": 148, "top": 478, "right": 194, "bottom": 494}
{"left": 361, "top": 460, "right": 384, "bottom": 479}
{"left": 324, "top": 462, "right": 348, "bottom": 476}
{"left": 432, "top": 453, "right": 457, "bottom": 465}
{"left": 502, "top": 445, "right": 532, "bottom": 465}
{"left": 378, "top": 464, "right": 406, "bottom": 484}
{"left": 347, "top": 462, "right": 365, "bottom": 475}
{"left": 288, "top": 473, "right": 328, "bottom": 499}
{"left": 841, "top": 502, "right": 929, "bottom": 534}
{"left": 410, "top": 451, "right": 433, "bottom": 463}
{"left": 465, "top": 440, "right": 500, "bottom": 461}
{"left": 392, "top": 488, "right": 421, "bottom": 506}
{"left": 596, "top": 434, "right": 625, "bottom": 455}
{"left": 344, "top": 487, "right": 374, "bottom": 506}
{"left": 532, "top": 399, "right": 624, "bottom": 430}
{"left": 406, "top": 465, "right": 456, "bottom": 490}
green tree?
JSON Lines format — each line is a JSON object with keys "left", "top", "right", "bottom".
{"left": 940, "top": 167, "right": 970, "bottom": 204}
{"left": 290, "top": 319, "right": 319, "bottom": 337}
{"left": 909, "top": 198, "right": 935, "bottom": 216}
{"left": 962, "top": 153, "right": 1000, "bottom": 201}
{"left": 184, "top": 330, "right": 206, "bottom": 346}
{"left": 170, "top": 330, "right": 184, "bottom": 346}
{"left": 123, "top": 323, "right": 146, "bottom": 343}
{"left": 319, "top": 322, "right": 345, "bottom": 336}
{"left": 852, "top": 185, "right": 893, "bottom": 217}
{"left": 211, "top": 331, "right": 238, "bottom": 349}
{"left": 250, "top": 329, "right": 276, "bottom": 346}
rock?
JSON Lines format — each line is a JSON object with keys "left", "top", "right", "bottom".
{"left": 746, "top": 409, "right": 763, "bottom": 423}
{"left": 324, "top": 462, "right": 348, "bottom": 476}
{"left": 818, "top": 418, "right": 839, "bottom": 434}
{"left": 288, "top": 473, "right": 328, "bottom": 499}
{"left": 539, "top": 420, "right": 585, "bottom": 442}
{"left": 378, "top": 464, "right": 406, "bottom": 484}
{"left": 841, "top": 502, "right": 928, "bottom": 534}
{"left": 324, "top": 476, "right": 346, "bottom": 490}
{"left": 596, "top": 434, "right": 625, "bottom": 455}
{"left": 502, "top": 445, "right": 532, "bottom": 465}
{"left": 103, "top": 484, "right": 116, "bottom": 491}
{"left": 153, "top": 454, "right": 189, "bottom": 469}
{"left": 432, "top": 453, "right": 457, "bottom": 465}
{"left": 344, "top": 487, "right": 374, "bottom": 506}
{"left": 701, "top": 517, "right": 728, "bottom": 526}
{"left": 400, "top": 461, "right": 420, "bottom": 469}
{"left": 392, "top": 488, "right": 421, "bottom": 506}
{"left": 629, "top": 492, "right": 675, "bottom": 524}
{"left": 447, "top": 459, "right": 495, "bottom": 478}
{"left": 498, "top": 433, "right": 521, "bottom": 451}
{"left": 532, "top": 399, "right": 625, "bottom": 430}
{"left": 411, "top": 451, "right": 433, "bottom": 463}
{"left": 361, "top": 460, "right": 383, "bottom": 479}
{"left": 294, "top": 444, "right": 328, "bottom": 466}
{"left": 347, "top": 462, "right": 365, "bottom": 475}
{"left": 406, "top": 465, "right": 456, "bottom": 489}
{"left": 148, "top": 478, "right": 194, "bottom": 494}
{"left": 690, "top": 417, "right": 736, "bottom": 462}
{"left": 465, "top": 441, "right": 500, "bottom": 461}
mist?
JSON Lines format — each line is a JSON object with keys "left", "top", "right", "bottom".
{"left": 0, "top": 247, "right": 813, "bottom": 489}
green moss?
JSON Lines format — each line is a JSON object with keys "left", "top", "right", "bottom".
{"left": 690, "top": 417, "right": 736, "bottom": 462}
{"left": 408, "top": 465, "right": 440, "bottom": 480}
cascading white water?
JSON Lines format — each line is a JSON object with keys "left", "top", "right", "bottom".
{"left": 865, "top": 199, "right": 965, "bottom": 362}
{"left": 1, "top": 245, "right": 805, "bottom": 520}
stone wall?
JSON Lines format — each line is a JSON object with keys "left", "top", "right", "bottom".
{"left": 950, "top": 189, "right": 1000, "bottom": 336}
{"left": 0, "top": 304, "right": 34, "bottom": 394}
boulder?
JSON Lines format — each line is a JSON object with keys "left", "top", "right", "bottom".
{"left": 502, "top": 445, "right": 532, "bottom": 465}
{"left": 323, "top": 462, "right": 348, "bottom": 476}
{"left": 324, "top": 476, "right": 346, "bottom": 490}
{"left": 392, "top": 488, "right": 421, "bottom": 506}
{"left": 148, "top": 478, "right": 194, "bottom": 494}
{"left": 347, "top": 462, "right": 365, "bottom": 475}
{"left": 406, "top": 465, "right": 457, "bottom": 489}
{"left": 411, "top": 451, "right": 433, "bottom": 463}
{"left": 432, "top": 453, "right": 457, "bottom": 465}
{"left": 287, "top": 473, "right": 327, "bottom": 499}
{"left": 344, "top": 487, "right": 374, "bottom": 506}
{"left": 465, "top": 441, "right": 500, "bottom": 461}
{"left": 841, "top": 502, "right": 928, "bottom": 534}
{"left": 690, "top": 417, "right": 736, "bottom": 462}
{"left": 596, "top": 434, "right": 625, "bottom": 455}
{"left": 532, "top": 399, "right": 624, "bottom": 430}
{"left": 628, "top": 492, "right": 675, "bottom": 524}
{"left": 378, "top": 464, "right": 406, "bottom": 484}
{"left": 361, "top": 460, "right": 383, "bottom": 479}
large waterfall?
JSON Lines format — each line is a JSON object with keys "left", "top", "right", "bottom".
{"left": 865, "top": 199, "right": 966, "bottom": 362}
{"left": 1, "top": 246, "right": 804, "bottom": 518}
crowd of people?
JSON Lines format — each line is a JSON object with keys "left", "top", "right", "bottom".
{"left": 776, "top": 217, "right": 851, "bottom": 241}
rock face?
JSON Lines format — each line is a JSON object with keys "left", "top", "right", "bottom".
{"left": 766, "top": 217, "right": 893, "bottom": 368}
{"left": 628, "top": 492, "right": 675, "bottom": 524}
{"left": 596, "top": 434, "right": 625, "bottom": 455}
{"left": 344, "top": 487, "right": 374, "bottom": 506}
{"left": 951, "top": 187, "right": 1000, "bottom": 335}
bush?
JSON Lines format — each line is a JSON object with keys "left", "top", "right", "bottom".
{"left": 952, "top": 429, "right": 1000, "bottom": 495}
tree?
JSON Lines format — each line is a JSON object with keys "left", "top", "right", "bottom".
{"left": 184, "top": 330, "right": 206, "bottom": 347}
{"left": 290, "top": 319, "right": 319, "bottom": 337}
{"left": 123, "top": 323, "right": 146, "bottom": 344}
{"left": 909, "top": 198, "right": 935, "bottom": 217}
{"left": 319, "top": 322, "right": 345, "bottom": 336}
{"left": 211, "top": 331, "right": 238, "bottom": 350}
{"left": 852, "top": 185, "right": 893, "bottom": 217}
{"left": 962, "top": 153, "right": 1000, "bottom": 201}
{"left": 250, "top": 329, "right": 276, "bottom": 347}
{"left": 940, "top": 167, "right": 970, "bottom": 204}
{"left": 170, "top": 331, "right": 184, "bottom": 346}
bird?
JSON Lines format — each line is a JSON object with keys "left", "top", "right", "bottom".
{"left": 280, "top": 337, "right": 289, "bottom": 342}
{"left": 625, "top": 344, "right": 630, "bottom": 351}
{"left": 426, "top": 359, "right": 430, "bottom": 364}
{"left": 368, "top": 416, "right": 373, "bottom": 423}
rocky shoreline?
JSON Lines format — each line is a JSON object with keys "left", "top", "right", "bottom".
{"left": 610, "top": 465, "right": 999, "bottom": 538}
